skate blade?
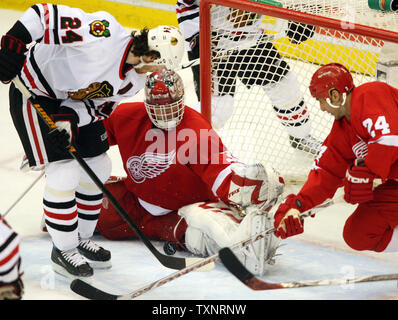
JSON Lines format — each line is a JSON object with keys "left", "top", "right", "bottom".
{"left": 85, "top": 259, "right": 112, "bottom": 270}
{"left": 52, "top": 262, "right": 94, "bottom": 281}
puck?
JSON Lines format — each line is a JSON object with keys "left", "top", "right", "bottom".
{"left": 163, "top": 241, "right": 177, "bottom": 255}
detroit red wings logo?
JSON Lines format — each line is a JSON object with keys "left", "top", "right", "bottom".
{"left": 352, "top": 139, "right": 368, "bottom": 159}
{"left": 126, "top": 150, "right": 176, "bottom": 183}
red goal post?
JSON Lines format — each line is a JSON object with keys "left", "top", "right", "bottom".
{"left": 199, "top": 0, "right": 398, "bottom": 182}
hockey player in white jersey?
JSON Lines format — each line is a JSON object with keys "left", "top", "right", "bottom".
{"left": 176, "top": 1, "right": 321, "bottom": 155}
{"left": 0, "top": 217, "right": 23, "bottom": 300}
{"left": 0, "top": 3, "right": 184, "bottom": 278}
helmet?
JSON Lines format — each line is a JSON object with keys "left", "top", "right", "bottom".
{"left": 309, "top": 63, "right": 355, "bottom": 100}
{"left": 144, "top": 69, "right": 185, "bottom": 130}
{"left": 147, "top": 26, "right": 185, "bottom": 69}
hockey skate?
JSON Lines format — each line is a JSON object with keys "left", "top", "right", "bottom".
{"left": 289, "top": 134, "right": 322, "bottom": 156}
{"left": 78, "top": 238, "right": 111, "bottom": 269}
{"left": 51, "top": 246, "right": 93, "bottom": 278}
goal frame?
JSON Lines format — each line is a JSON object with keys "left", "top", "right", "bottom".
{"left": 199, "top": 0, "right": 398, "bottom": 121}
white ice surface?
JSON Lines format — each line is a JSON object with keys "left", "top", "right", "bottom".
{"left": 1, "top": 8, "right": 398, "bottom": 302}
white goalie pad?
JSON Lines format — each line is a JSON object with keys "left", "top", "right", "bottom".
{"left": 227, "top": 163, "right": 284, "bottom": 212}
{"left": 232, "top": 206, "right": 281, "bottom": 276}
{"left": 178, "top": 201, "right": 242, "bottom": 256}
{"left": 178, "top": 201, "right": 280, "bottom": 276}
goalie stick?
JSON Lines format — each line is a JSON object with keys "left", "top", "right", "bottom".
{"left": 69, "top": 197, "right": 336, "bottom": 299}
{"left": 12, "top": 77, "right": 214, "bottom": 272}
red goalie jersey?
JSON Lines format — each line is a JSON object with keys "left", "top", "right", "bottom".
{"left": 297, "top": 81, "right": 398, "bottom": 211}
{"left": 103, "top": 102, "right": 241, "bottom": 214}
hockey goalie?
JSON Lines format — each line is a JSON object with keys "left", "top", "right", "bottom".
{"left": 96, "top": 69, "right": 285, "bottom": 275}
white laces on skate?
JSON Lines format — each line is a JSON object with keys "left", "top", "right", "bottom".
{"left": 79, "top": 239, "right": 100, "bottom": 253}
{"left": 61, "top": 249, "right": 88, "bottom": 267}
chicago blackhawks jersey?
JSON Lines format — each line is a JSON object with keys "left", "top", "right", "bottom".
{"left": 297, "top": 82, "right": 398, "bottom": 211}
{"left": 176, "top": 0, "right": 200, "bottom": 52}
{"left": 17, "top": 3, "right": 146, "bottom": 127}
{"left": 0, "top": 218, "right": 21, "bottom": 283}
{"left": 103, "top": 102, "right": 240, "bottom": 214}
{"left": 176, "top": 0, "right": 263, "bottom": 52}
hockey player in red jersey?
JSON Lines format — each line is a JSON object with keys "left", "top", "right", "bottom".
{"left": 96, "top": 69, "right": 285, "bottom": 275}
{"left": 273, "top": 62, "right": 398, "bottom": 253}
{"left": 0, "top": 216, "right": 23, "bottom": 300}
{"left": 0, "top": 4, "right": 184, "bottom": 278}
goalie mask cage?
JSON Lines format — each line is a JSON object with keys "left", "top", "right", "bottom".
{"left": 199, "top": 0, "right": 398, "bottom": 183}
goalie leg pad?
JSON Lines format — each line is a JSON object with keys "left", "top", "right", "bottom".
{"left": 179, "top": 202, "right": 280, "bottom": 276}
{"left": 233, "top": 207, "right": 281, "bottom": 276}
{"left": 178, "top": 201, "right": 242, "bottom": 256}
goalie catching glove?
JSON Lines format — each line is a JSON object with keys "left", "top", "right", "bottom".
{"left": 178, "top": 201, "right": 280, "bottom": 276}
{"left": 220, "top": 163, "right": 284, "bottom": 213}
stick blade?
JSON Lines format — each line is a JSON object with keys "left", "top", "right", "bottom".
{"left": 219, "top": 247, "right": 255, "bottom": 284}
{"left": 219, "top": 247, "right": 284, "bottom": 290}
{"left": 70, "top": 279, "right": 119, "bottom": 300}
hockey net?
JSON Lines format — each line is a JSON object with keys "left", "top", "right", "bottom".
{"left": 199, "top": 0, "right": 398, "bottom": 183}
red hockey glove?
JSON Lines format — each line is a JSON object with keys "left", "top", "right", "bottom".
{"left": 343, "top": 164, "right": 375, "bottom": 204}
{"left": 274, "top": 194, "right": 310, "bottom": 239}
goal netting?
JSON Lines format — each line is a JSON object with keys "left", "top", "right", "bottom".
{"left": 199, "top": 0, "right": 398, "bottom": 183}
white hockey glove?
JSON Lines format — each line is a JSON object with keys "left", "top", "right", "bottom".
{"left": 178, "top": 201, "right": 280, "bottom": 276}
{"left": 225, "top": 163, "right": 284, "bottom": 213}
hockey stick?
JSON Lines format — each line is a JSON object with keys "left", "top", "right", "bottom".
{"left": 70, "top": 252, "right": 219, "bottom": 300}
{"left": 219, "top": 247, "right": 398, "bottom": 290}
{"left": 2, "top": 171, "right": 45, "bottom": 217}
{"left": 217, "top": 196, "right": 396, "bottom": 291}
{"left": 12, "top": 77, "right": 214, "bottom": 272}
{"left": 69, "top": 197, "right": 337, "bottom": 299}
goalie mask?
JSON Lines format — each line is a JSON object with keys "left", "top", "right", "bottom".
{"left": 148, "top": 26, "right": 185, "bottom": 69}
{"left": 144, "top": 69, "right": 185, "bottom": 131}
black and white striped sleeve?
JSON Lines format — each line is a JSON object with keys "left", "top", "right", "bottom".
{"left": 17, "top": 3, "right": 62, "bottom": 44}
{"left": 176, "top": 0, "right": 200, "bottom": 51}
{"left": 0, "top": 219, "right": 21, "bottom": 284}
